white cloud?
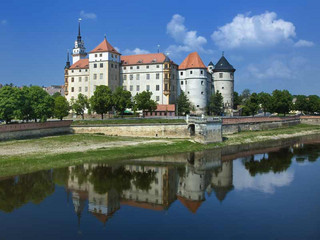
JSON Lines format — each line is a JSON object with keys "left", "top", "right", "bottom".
{"left": 212, "top": 12, "right": 297, "bottom": 49}
{"left": 80, "top": 10, "right": 97, "bottom": 20}
{"left": 233, "top": 160, "right": 294, "bottom": 194}
{"left": 294, "top": 39, "right": 315, "bottom": 47}
{"left": 166, "top": 14, "right": 209, "bottom": 55}
{"left": 122, "top": 48, "right": 150, "bottom": 55}
{"left": 1, "top": 20, "right": 7, "bottom": 25}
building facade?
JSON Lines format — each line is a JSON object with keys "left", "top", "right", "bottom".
{"left": 64, "top": 22, "right": 235, "bottom": 114}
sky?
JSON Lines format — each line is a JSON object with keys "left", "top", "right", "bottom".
{"left": 0, "top": 0, "right": 319, "bottom": 95}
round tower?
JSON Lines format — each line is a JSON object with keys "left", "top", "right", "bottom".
{"left": 212, "top": 53, "right": 235, "bottom": 115}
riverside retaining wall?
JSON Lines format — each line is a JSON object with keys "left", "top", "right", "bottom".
{"left": 0, "top": 121, "right": 72, "bottom": 141}
{"left": 300, "top": 116, "right": 320, "bottom": 125}
{"left": 222, "top": 116, "right": 301, "bottom": 135}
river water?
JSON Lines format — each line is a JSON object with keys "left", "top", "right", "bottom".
{"left": 0, "top": 135, "right": 320, "bottom": 239}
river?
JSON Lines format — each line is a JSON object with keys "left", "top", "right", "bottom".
{"left": 0, "top": 135, "right": 320, "bottom": 239}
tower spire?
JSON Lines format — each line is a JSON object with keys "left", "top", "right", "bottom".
{"left": 222, "top": 51, "right": 224, "bottom": 57}
{"left": 77, "top": 18, "right": 82, "bottom": 41}
{"left": 65, "top": 49, "right": 70, "bottom": 69}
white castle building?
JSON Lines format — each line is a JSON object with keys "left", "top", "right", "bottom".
{"left": 64, "top": 21, "right": 235, "bottom": 115}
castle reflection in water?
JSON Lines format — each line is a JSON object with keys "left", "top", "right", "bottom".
{"left": 67, "top": 149, "right": 233, "bottom": 225}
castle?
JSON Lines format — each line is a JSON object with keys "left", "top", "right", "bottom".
{"left": 64, "top": 21, "right": 236, "bottom": 115}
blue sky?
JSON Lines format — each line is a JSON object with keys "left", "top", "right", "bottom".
{"left": 0, "top": 0, "right": 319, "bottom": 95}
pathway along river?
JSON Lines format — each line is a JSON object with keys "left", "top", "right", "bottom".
{"left": 0, "top": 135, "right": 320, "bottom": 239}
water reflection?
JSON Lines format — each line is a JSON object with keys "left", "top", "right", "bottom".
{"left": 0, "top": 136, "right": 320, "bottom": 230}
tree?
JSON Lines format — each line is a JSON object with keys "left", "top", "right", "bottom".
{"left": 243, "top": 92, "right": 259, "bottom": 116}
{"left": 177, "top": 91, "right": 191, "bottom": 115}
{"left": 0, "top": 86, "right": 21, "bottom": 123}
{"left": 112, "top": 87, "right": 132, "bottom": 117}
{"left": 258, "top": 92, "right": 272, "bottom": 116}
{"left": 233, "top": 91, "right": 241, "bottom": 110}
{"left": 294, "top": 95, "right": 308, "bottom": 114}
{"left": 134, "top": 91, "right": 157, "bottom": 116}
{"left": 271, "top": 90, "right": 292, "bottom": 116}
{"left": 208, "top": 91, "right": 224, "bottom": 116}
{"left": 17, "top": 87, "right": 34, "bottom": 122}
{"left": 27, "top": 86, "right": 54, "bottom": 122}
{"left": 307, "top": 95, "right": 320, "bottom": 114}
{"left": 52, "top": 92, "right": 61, "bottom": 99}
{"left": 72, "top": 94, "right": 90, "bottom": 120}
{"left": 90, "top": 85, "right": 113, "bottom": 119}
{"left": 54, "top": 96, "right": 70, "bottom": 120}
{"left": 241, "top": 89, "right": 251, "bottom": 102}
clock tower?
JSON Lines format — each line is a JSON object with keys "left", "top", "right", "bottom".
{"left": 72, "top": 19, "right": 87, "bottom": 64}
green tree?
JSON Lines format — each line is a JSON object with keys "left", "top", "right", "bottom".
{"left": 233, "top": 91, "right": 241, "bottom": 110}
{"left": 208, "top": 90, "right": 224, "bottom": 116}
{"left": 258, "top": 92, "right": 272, "bottom": 116}
{"left": 27, "top": 86, "right": 54, "bottom": 122}
{"left": 243, "top": 92, "right": 259, "bottom": 116}
{"left": 294, "top": 95, "right": 308, "bottom": 114}
{"left": 72, "top": 93, "right": 90, "bottom": 120}
{"left": 16, "top": 87, "right": 34, "bottom": 122}
{"left": 52, "top": 92, "right": 61, "bottom": 99}
{"left": 54, "top": 96, "right": 70, "bottom": 120}
{"left": 271, "top": 90, "right": 293, "bottom": 116}
{"left": 0, "top": 86, "right": 21, "bottom": 123}
{"left": 112, "top": 87, "right": 132, "bottom": 117}
{"left": 90, "top": 85, "right": 113, "bottom": 119}
{"left": 177, "top": 90, "right": 191, "bottom": 115}
{"left": 134, "top": 91, "right": 157, "bottom": 116}
{"left": 307, "top": 95, "right": 320, "bottom": 114}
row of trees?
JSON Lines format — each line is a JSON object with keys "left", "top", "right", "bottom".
{"left": 72, "top": 85, "right": 157, "bottom": 119}
{"left": 235, "top": 89, "right": 320, "bottom": 116}
{"left": 0, "top": 85, "right": 158, "bottom": 123}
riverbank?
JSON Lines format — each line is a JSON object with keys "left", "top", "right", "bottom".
{"left": 0, "top": 124, "right": 320, "bottom": 177}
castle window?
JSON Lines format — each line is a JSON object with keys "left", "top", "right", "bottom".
{"left": 146, "top": 65, "right": 149, "bottom": 69}
{"left": 100, "top": 73, "right": 103, "bottom": 79}
{"left": 201, "top": 92, "right": 204, "bottom": 95}
{"left": 71, "top": 70, "right": 74, "bottom": 73}
{"left": 79, "top": 87, "right": 82, "bottom": 92}
{"left": 136, "top": 85, "right": 140, "bottom": 91}
{"left": 156, "top": 65, "right": 159, "bottom": 68}
{"left": 130, "top": 85, "right": 133, "bottom": 91}
{"left": 85, "top": 77, "right": 88, "bottom": 82}
{"left": 219, "top": 73, "right": 223, "bottom": 78}
{"left": 130, "top": 66, "right": 133, "bottom": 69}
{"left": 124, "top": 67, "right": 126, "bottom": 70}
{"left": 156, "top": 85, "right": 160, "bottom": 91}
{"left": 146, "top": 85, "right": 150, "bottom": 91}
{"left": 190, "top": 71, "right": 193, "bottom": 74}
{"left": 85, "top": 69, "right": 87, "bottom": 72}
{"left": 185, "top": 80, "right": 187, "bottom": 85}
{"left": 79, "top": 77, "right": 82, "bottom": 82}
{"left": 230, "top": 73, "right": 234, "bottom": 79}
{"left": 71, "top": 87, "right": 74, "bottom": 92}
{"left": 136, "top": 74, "right": 140, "bottom": 80}
{"left": 165, "top": 84, "right": 168, "bottom": 91}
{"left": 94, "top": 74, "right": 97, "bottom": 80}
{"left": 85, "top": 87, "right": 88, "bottom": 92}
{"left": 201, "top": 81, "right": 204, "bottom": 85}
{"left": 100, "top": 63, "right": 103, "bottom": 68}
{"left": 197, "top": 105, "right": 200, "bottom": 107}
{"left": 137, "top": 66, "right": 140, "bottom": 69}
{"left": 111, "top": 64, "right": 113, "bottom": 68}
{"left": 156, "top": 73, "right": 160, "bottom": 79}
{"left": 156, "top": 96, "right": 160, "bottom": 101}
{"left": 180, "top": 72, "right": 183, "bottom": 76}
{"left": 111, "top": 54, "right": 114, "bottom": 58}
{"left": 123, "top": 86, "right": 127, "bottom": 91}
{"left": 130, "top": 74, "right": 133, "bottom": 80}
{"left": 201, "top": 70, "right": 203, "bottom": 74}
{"left": 99, "top": 54, "right": 102, "bottom": 57}
{"left": 146, "top": 74, "right": 150, "bottom": 80}
{"left": 95, "top": 54, "right": 97, "bottom": 57}
{"left": 164, "top": 64, "right": 168, "bottom": 69}
{"left": 71, "top": 77, "right": 74, "bottom": 82}
{"left": 222, "top": 87, "right": 224, "bottom": 89}
{"left": 181, "top": 81, "right": 183, "bottom": 85}
{"left": 123, "top": 75, "right": 127, "bottom": 80}
{"left": 165, "top": 73, "right": 169, "bottom": 79}
{"left": 188, "top": 91, "right": 190, "bottom": 94}
{"left": 94, "top": 64, "right": 97, "bottom": 68}
{"left": 79, "top": 69, "right": 81, "bottom": 72}
{"left": 115, "top": 64, "right": 117, "bottom": 69}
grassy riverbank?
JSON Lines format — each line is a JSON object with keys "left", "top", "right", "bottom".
{"left": 0, "top": 124, "right": 320, "bottom": 177}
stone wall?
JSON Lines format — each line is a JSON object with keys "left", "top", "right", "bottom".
{"left": 222, "top": 116, "right": 300, "bottom": 135}
{"left": 72, "top": 123, "right": 190, "bottom": 139}
{"left": 0, "top": 121, "right": 72, "bottom": 141}
{"left": 300, "top": 116, "right": 320, "bottom": 125}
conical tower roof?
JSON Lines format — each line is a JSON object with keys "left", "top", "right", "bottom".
{"left": 179, "top": 52, "right": 207, "bottom": 70}
{"left": 213, "top": 55, "right": 235, "bottom": 72}
{"left": 90, "top": 37, "right": 120, "bottom": 54}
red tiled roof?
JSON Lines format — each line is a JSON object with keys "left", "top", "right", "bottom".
{"left": 156, "top": 104, "right": 175, "bottom": 112}
{"left": 90, "top": 38, "right": 119, "bottom": 54}
{"left": 179, "top": 52, "right": 207, "bottom": 70}
{"left": 177, "top": 196, "right": 203, "bottom": 214}
{"left": 121, "top": 53, "right": 167, "bottom": 66}
{"left": 69, "top": 59, "right": 89, "bottom": 69}
{"left": 121, "top": 199, "right": 165, "bottom": 211}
